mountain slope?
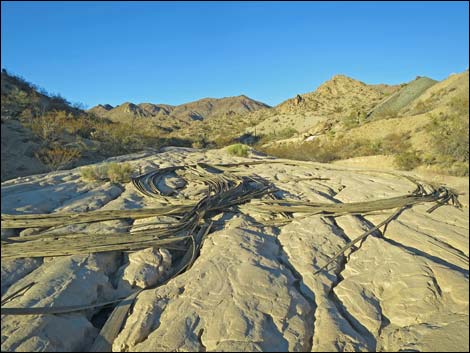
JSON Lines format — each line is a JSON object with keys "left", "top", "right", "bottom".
{"left": 245, "top": 74, "right": 401, "bottom": 137}
{"left": 367, "top": 76, "right": 437, "bottom": 119}
{"left": 277, "top": 74, "right": 387, "bottom": 115}
{"left": 1, "top": 70, "right": 81, "bottom": 118}
{"left": 261, "top": 70, "right": 469, "bottom": 176}
{"left": 1, "top": 70, "right": 108, "bottom": 181}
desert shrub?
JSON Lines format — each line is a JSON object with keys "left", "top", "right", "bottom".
{"left": 213, "top": 135, "right": 236, "bottom": 148}
{"left": 226, "top": 143, "right": 249, "bottom": 157}
{"left": 191, "top": 139, "right": 205, "bottom": 149}
{"left": 346, "top": 138, "right": 382, "bottom": 157}
{"left": 261, "top": 140, "right": 335, "bottom": 162}
{"left": 262, "top": 127, "right": 298, "bottom": 142}
{"left": 62, "top": 114, "right": 96, "bottom": 138}
{"left": 262, "top": 135, "right": 388, "bottom": 163}
{"left": 446, "top": 162, "right": 469, "bottom": 177}
{"left": 448, "top": 95, "right": 469, "bottom": 115}
{"left": 412, "top": 101, "right": 430, "bottom": 115}
{"left": 380, "top": 133, "right": 412, "bottom": 155}
{"left": 93, "top": 122, "right": 147, "bottom": 155}
{"left": 35, "top": 145, "right": 81, "bottom": 171}
{"left": 80, "top": 164, "right": 109, "bottom": 182}
{"left": 107, "top": 162, "right": 133, "bottom": 183}
{"left": 427, "top": 112, "right": 469, "bottom": 164}
{"left": 334, "top": 106, "right": 343, "bottom": 113}
{"left": 394, "top": 150, "right": 422, "bottom": 170}
{"left": 277, "top": 127, "right": 298, "bottom": 139}
{"left": 373, "top": 107, "right": 396, "bottom": 120}
{"left": 25, "top": 109, "right": 97, "bottom": 140}
{"left": 191, "top": 134, "right": 209, "bottom": 149}
{"left": 28, "top": 111, "right": 67, "bottom": 142}
{"left": 343, "top": 112, "right": 361, "bottom": 129}
{"left": 80, "top": 162, "right": 133, "bottom": 183}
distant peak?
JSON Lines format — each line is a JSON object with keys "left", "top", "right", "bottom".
{"left": 331, "top": 74, "right": 350, "bottom": 80}
{"left": 329, "top": 74, "right": 365, "bottom": 85}
{"left": 98, "top": 104, "right": 113, "bottom": 110}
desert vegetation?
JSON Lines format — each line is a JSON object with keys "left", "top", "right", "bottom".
{"left": 226, "top": 143, "right": 250, "bottom": 157}
{"left": 423, "top": 95, "right": 469, "bottom": 175}
{"left": 80, "top": 162, "right": 133, "bottom": 183}
{"left": 260, "top": 133, "right": 412, "bottom": 163}
{"left": 2, "top": 69, "right": 468, "bottom": 178}
{"left": 35, "top": 144, "right": 81, "bottom": 171}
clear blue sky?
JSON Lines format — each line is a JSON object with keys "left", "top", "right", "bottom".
{"left": 2, "top": 1, "right": 469, "bottom": 108}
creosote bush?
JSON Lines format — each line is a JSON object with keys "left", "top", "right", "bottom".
{"left": 226, "top": 143, "right": 249, "bottom": 157}
{"left": 80, "top": 165, "right": 109, "bottom": 182}
{"left": 80, "top": 162, "right": 133, "bottom": 183}
{"left": 107, "top": 162, "right": 134, "bottom": 183}
{"left": 394, "top": 150, "right": 422, "bottom": 171}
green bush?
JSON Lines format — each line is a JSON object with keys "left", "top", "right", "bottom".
{"left": 447, "top": 162, "right": 469, "bottom": 177}
{"left": 394, "top": 150, "right": 422, "bottom": 171}
{"left": 427, "top": 112, "right": 469, "bottom": 164}
{"left": 107, "top": 162, "right": 133, "bottom": 183}
{"left": 343, "top": 112, "right": 361, "bottom": 129}
{"left": 381, "top": 133, "right": 412, "bottom": 155}
{"left": 261, "top": 135, "right": 385, "bottom": 163}
{"left": 226, "top": 143, "right": 249, "bottom": 157}
{"left": 80, "top": 162, "right": 133, "bottom": 183}
{"left": 80, "top": 165, "right": 108, "bottom": 181}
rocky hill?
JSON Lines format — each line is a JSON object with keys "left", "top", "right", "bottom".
{"left": 240, "top": 74, "right": 403, "bottom": 138}
{"left": 256, "top": 71, "right": 468, "bottom": 176}
{"left": 2, "top": 69, "right": 467, "bottom": 184}
{"left": 1, "top": 71, "right": 109, "bottom": 181}
{"left": 1, "top": 70, "right": 81, "bottom": 119}
{"left": 277, "top": 74, "right": 389, "bottom": 115}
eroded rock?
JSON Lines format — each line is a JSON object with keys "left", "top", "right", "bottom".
{"left": 122, "top": 247, "right": 172, "bottom": 288}
{"left": 1, "top": 148, "right": 468, "bottom": 352}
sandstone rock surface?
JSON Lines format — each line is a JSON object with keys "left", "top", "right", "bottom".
{"left": 1, "top": 148, "right": 468, "bottom": 352}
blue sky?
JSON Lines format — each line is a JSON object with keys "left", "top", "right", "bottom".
{"left": 1, "top": 1, "right": 469, "bottom": 108}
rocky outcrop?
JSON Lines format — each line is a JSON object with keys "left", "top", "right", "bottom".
{"left": 1, "top": 148, "right": 468, "bottom": 352}
{"left": 122, "top": 247, "right": 172, "bottom": 288}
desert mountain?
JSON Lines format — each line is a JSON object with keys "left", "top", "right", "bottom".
{"left": 243, "top": 74, "right": 404, "bottom": 137}
{"left": 247, "top": 73, "right": 448, "bottom": 139}
{"left": 277, "top": 74, "right": 393, "bottom": 115}
{"left": 89, "top": 95, "right": 270, "bottom": 122}
{"left": 2, "top": 69, "right": 468, "bottom": 182}
{"left": 259, "top": 70, "right": 468, "bottom": 176}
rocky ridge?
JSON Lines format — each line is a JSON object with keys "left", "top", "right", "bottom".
{"left": 88, "top": 95, "right": 270, "bottom": 123}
